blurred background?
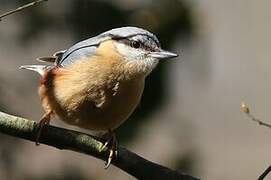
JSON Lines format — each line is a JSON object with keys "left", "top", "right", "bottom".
{"left": 0, "top": 0, "right": 271, "bottom": 179}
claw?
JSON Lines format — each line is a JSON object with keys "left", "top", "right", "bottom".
{"left": 104, "top": 149, "right": 114, "bottom": 169}
{"left": 101, "top": 130, "right": 118, "bottom": 169}
{"left": 100, "top": 141, "right": 109, "bottom": 152}
{"left": 35, "top": 111, "right": 52, "bottom": 145}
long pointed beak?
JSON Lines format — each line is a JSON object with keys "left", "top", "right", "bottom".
{"left": 149, "top": 49, "right": 178, "bottom": 59}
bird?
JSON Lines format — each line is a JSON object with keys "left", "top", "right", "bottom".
{"left": 20, "top": 26, "right": 178, "bottom": 168}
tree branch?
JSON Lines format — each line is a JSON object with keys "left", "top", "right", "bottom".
{"left": 0, "top": 0, "right": 48, "bottom": 21}
{"left": 258, "top": 165, "right": 271, "bottom": 180}
{"left": 0, "top": 111, "right": 199, "bottom": 180}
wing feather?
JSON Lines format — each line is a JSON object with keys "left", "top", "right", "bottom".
{"left": 58, "top": 36, "right": 102, "bottom": 67}
{"left": 36, "top": 35, "right": 106, "bottom": 67}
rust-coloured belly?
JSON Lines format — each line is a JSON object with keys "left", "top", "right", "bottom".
{"left": 42, "top": 73, "right": 145, "bottom": 131}
{"left": 66, "top": 80, "right": 144, "bottom": 130}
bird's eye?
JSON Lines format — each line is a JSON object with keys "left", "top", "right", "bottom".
{"left": 130, "top": 40, "right": 141, "bottom": 49}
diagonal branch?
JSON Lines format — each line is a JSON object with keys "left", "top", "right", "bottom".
{"left": 0, "top": 0, "right": 48, "bottom": 21}
{"left": 258, "top": 165, "right": 271, "bottom": 180}
{"left": 0, "top": 111, "right": 199, "bottom": 180}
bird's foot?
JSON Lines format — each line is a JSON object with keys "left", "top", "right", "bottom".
{"left": 100, "top": 131, "right": 118, "bottom": 169}
{"left": 35, "top": 111, "right": 51, "bottom": 145}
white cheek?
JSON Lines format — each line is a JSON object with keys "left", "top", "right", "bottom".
{"left": 116, "top": 43, "right": 142, "bottom": 61}
{"left": 116, "top": 43, "right": 159, "bottom": 74}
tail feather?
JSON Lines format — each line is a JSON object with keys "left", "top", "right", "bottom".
{"left": 19, "top": 65, "right": 50, "bottom": 76}
{"left": 36, "top": 57, "right": 56, "bottom": 63}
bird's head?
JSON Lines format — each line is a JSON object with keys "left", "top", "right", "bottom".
{"left": 99, "top": 27, "right": 178, "bottom": 76}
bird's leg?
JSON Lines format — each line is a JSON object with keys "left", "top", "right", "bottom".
{"left": 35, "top": 110, "right": 52, "bottom": 145}
{"left": 100, "top": 130, "right": 118, "bottom": 169}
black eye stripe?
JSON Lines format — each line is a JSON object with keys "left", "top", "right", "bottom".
{"left": 112, "top": 34, "right": 160, "bottom": 48}
{"left": 129, "top": 40, "right": 156, "bottom": 51}
{"left": 114, "top": 37, "right": 157, "bottom": 52}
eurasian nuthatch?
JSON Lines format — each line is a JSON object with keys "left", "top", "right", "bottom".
{"left": 20, "top": 26, "right": 178, "bottom": 168}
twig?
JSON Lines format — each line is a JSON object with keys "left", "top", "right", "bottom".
{"left": 258, "top": 165, "right": 271, "bottom": 180}
{"left": 0, "top": 111, "right": 199, "bottom": 180}
{"left": 247, "top": 114, "right": 271, "bottom": 129}
{"left": 241, "top": 102, "right": 271, "bottom": 129}
{"left": 0, "top": 0, "right": 48, "bottom": 21}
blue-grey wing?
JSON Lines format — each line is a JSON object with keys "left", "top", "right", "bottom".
{"left": 57, "top": 36, "right": 102, "bottom": 67}
{"left": 58, "top": 46, "right": 98, "bottom": 67}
